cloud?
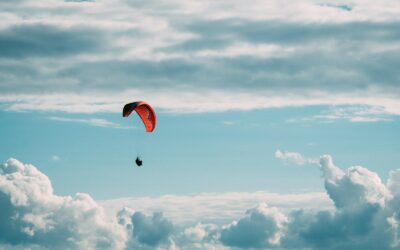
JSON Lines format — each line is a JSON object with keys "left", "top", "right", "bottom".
{"left": 175, "top": 223, "right": 224, "bottom": 250}
{"left": 0, "top": 158, "right": 178, "bottom": 249}
{"left": 131, "top": 211, "right": 174, "bottom": 247}
{"left": 319, "top": 155, "right": 391, "bottom": 208}
{"left": 285, "top": 204, "right": 387, "bottom": 250}
{"left": 0, "top": 24, "right": 105, "bottom": 59}
{"left": 0, "top": 158, "right": 127, "bottom": 249}
{"left": 184, "top": 223, "right": 216, "bottom": 242}
{"left": 116, "top": 208, "right": 174, "bottom": 249}
{"left": 51, "top": 155, "right": 60, "bottom": 161}
{"left": 218, "top": 154, "right": 400, "bottom": 250}
{"left": 287, "top": 105, "right": 394, "bottom": 123}
{"left": 0, "top": 0, "right": 400, "bottom": 115}
{"left": 2, "top": 155, "right": 400, "bottom": 249}
{"left": 320, "top": 4, "right": 353, "bottom": 12}
{"left": 280, "top": 155, "right": 399, "bottom": 250}
{"left": 48, "top": 116, "right": 129, "bottom": 129}
{"left": 388, "top": 169, "right": 400, "bottom": 197}
{"left": 220, "top": 203, "right": 288, "bottom": 248}
{"left": 100, "top": 191, "right": 332, "bottom": 225}
{"left": 275, "top": 149, "right": 317, "bottom": 165}
{"left": 221, "top": 121, "right": 235, "bottom": 126}
{"left": 65, "top": 0, "right": 94, "bottom": 2}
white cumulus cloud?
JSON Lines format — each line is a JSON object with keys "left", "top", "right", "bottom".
{"left": 220, "top": 203, "right": 288, "bottom": 248}
{"left": 0, "top": 158, "right": 127, "bottom": 250}
{"left": 219, "top": 154, "right": 400, "bottom": 250}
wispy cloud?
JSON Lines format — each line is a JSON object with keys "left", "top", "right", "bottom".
{"left": 287, "top": 105, "right": 394, "bottom": 123}
{"left": 275, "top": 150, "right": 318, "bottom": 166}
{"left": 48, "top": 116, "right": 130, "bottom": 129}
{"left": 51, "top": 155, "right": 60, "bottom": 161}
{"left": 323, "top": 106, "right": 393, "bottom": 122}
{"left": 221, "top": 120, "right": 235, "bottom": 126}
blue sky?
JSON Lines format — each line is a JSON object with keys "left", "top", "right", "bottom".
{"left": 1, "top": 108, "right": 399, "bottom": 199}
{"left": 1, "top": 0, "right": 400, "bottom": 249}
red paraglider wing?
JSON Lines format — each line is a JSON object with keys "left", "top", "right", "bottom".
{"left": 123, "top": 101, "right": 156, "bottom": 132}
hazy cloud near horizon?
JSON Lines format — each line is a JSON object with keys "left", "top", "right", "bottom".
{"left": 1, "top": 155, "right": 400, "bottom": 249}
{"left": 0, "top": 0, "right": 400, "bottom": 116}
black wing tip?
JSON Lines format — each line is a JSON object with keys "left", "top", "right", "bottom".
{"left": 123, "top": 102, "right": 140, "bottom": 117}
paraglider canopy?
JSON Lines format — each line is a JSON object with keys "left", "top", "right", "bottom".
{"left": 123, "top": 101, "right": 156, "bottom": 132}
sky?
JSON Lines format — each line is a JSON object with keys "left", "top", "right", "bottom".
{"left": 0, "top": 0, "right": 400, "bottom": 249}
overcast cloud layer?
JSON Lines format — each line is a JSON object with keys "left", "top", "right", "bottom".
{"left": 1, "top": 156, "right": 400, "bottom": 249}
{"left": 0, "top": 0, "right": 399, "bottom": 115}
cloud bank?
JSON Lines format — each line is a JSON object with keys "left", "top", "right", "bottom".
{"left": 100, "top": 191, "right": 331, "bottom": 225}
{"left": 0, "top": 0, "right": 399, "bottom": 116}
{"left": 1, "top": 156, "right": 400, "bottom": 249}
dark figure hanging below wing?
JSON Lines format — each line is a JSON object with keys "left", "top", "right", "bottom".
{"left": 135, "top": 156, "right": 143, "bottom": 167}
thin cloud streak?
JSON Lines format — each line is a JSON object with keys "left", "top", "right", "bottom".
{"left": 51, "top": 155, "right": 60, "bottom": 161}
{"left": 2, "top": 89, "right": 400, "bottom": 115}
{"left": 48, "top": 116, "right": 130, "bottom": 129}
{"left": 286, "top": 105, "right": 395, "bottom": 123}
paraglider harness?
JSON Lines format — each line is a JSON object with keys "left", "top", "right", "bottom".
{"left": 135, "top": 156, "right": 143, "bottom": 167}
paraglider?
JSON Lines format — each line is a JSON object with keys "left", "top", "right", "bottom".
{"left": 123, "top": 101, "right": 156, "bottom": 132}
{"left": 123, "top": 101, "right": 156, "bottom": 167}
